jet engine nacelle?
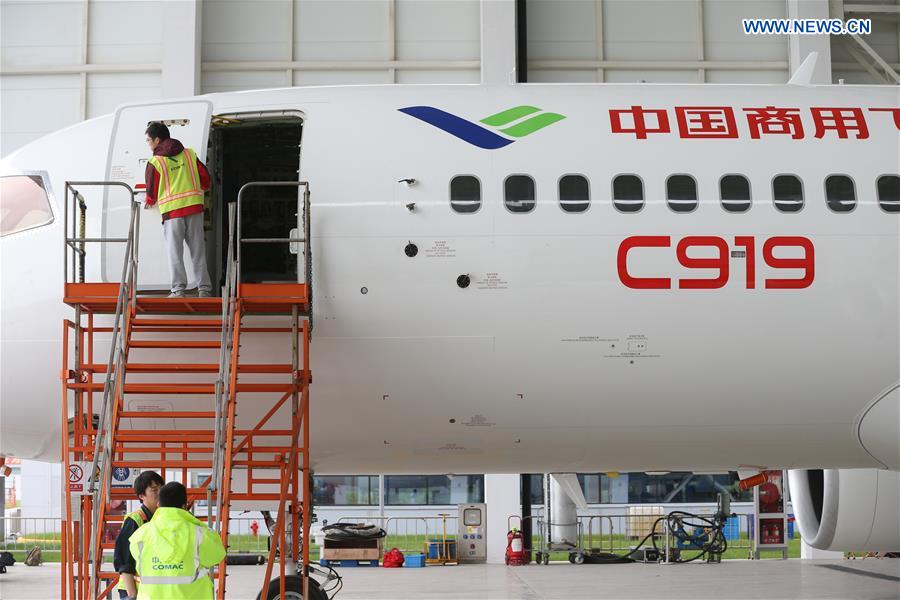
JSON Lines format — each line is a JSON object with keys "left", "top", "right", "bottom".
{"left": 788, "top": 468, "right": 900, "bottom": 552}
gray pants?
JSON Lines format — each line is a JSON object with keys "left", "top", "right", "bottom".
{"left": 163, "top": 212, "right": 212, "bottom": 294}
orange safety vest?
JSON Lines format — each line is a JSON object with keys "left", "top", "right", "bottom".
{"left": 148, "top": 148, "right": 204, "bottom": 215}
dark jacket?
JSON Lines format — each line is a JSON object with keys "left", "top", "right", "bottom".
{"left": 113, "top": 504, "right": 153, "bottom": 575}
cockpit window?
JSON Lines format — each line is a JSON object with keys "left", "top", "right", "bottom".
{"left": 1, "top": 175, "right": 53, "bottom": 237}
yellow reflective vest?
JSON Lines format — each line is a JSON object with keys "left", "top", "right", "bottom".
{"left": 117, "top": 508, "right": 150, "bottom": 591}
{"left": 147, "top": 148, "right": 205, "bottom": 216}
{"left": 129, "top": 507, "right": 226, "bottom": 600}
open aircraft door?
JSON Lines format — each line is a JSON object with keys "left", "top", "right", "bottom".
{"left": 103, "top": 100, "right": 212, "bottom": 287}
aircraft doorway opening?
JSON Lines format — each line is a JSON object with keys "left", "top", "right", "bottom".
{"left": 208, "top": 113, "right": 303, "bottom": 288}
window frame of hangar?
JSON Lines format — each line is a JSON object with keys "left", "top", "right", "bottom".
{"left": 526, "top": 472, "right": 755, "bottom": 505}
{"left": 876, "top": 174, "right": 900, "bottom": 213}
{"left": 313, "top": 475, "right": 380, "bottom": 506}
{"left": 772, "top": 174, "right": 805, "bottom": 213}
{"left": 384, "top": 474, "right": 485, "bottom": 506}
{"left": 666, "top": 174, "right": 699, "bottom": 214}
{"left": 449, "top": 174, "right": 483, "bottom": 215}
{"left": 503, "top": 174, "right": 537, "bottom": 214}
{"left": 611, "top": 173, "right": 645, "bottom": 213}
{"left": 557, "top": 173, "right": 591, "bottom": 214}
{"left": 719, "top": 174, "right": 752, "bottom": 214}
{"left": 824, "top": 174, "right": 857, "bottom": 213}
{"left": 0, "top": 171, "right": 56, "bottom": 238}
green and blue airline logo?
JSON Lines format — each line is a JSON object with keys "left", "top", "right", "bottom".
{"left": 398, "top": 105, "right": 565, "bottom": 149}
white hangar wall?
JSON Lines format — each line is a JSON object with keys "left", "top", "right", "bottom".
{"left": 526, "top": 0, "right": 791, "bottom": 83}
{"left": 2, "top": 0, "right": 898, "bottom": 155}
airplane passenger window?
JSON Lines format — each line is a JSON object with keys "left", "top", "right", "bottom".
{"left": 773, "top": 175, "right": 804, "bottom": 212}
{"left": 0, "top": 175, "right": 53, "bottom": 237}
{"left": 719, "top": 175, "right": 751, "bottom": 213}
{"left": 825, "top": 175, "right": 856, "bottom": 213}
{"left": 558, "top": 175, "right": 590, "bottom": 213}
{"left": 666, "top": 175, "right": 698, "bottom": 213}
{"left": 504, "top": 175, "right": 535, "bottom": 213}
{"left": 450, "top": 175, "right": 481, "bottom": 214}
{"left": 612, "top": 175, "right": 644, "bottom": 212}
{"left": 877, "top": 175, "right": 900, "bottom": 213}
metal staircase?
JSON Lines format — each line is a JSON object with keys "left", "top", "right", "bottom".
{"left": 61, "top": 181, "right": 314, "bottom": 600}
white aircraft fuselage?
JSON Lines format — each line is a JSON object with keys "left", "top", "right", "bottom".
{"left": 1, "top": 83, "right": 898, "bottom": 478}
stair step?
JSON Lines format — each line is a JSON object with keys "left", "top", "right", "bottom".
{"left": 131, "top": 318, "right": 223, "bottom": 327}
{"left": 69, "top": 382, "right": 299, "bottom": 393}
{"left": 130, "top": 340, "right": 221, "bottom": 349}
{"left": 120, "top": 411, "right": 215, "bottom": 418}
{"left": 125, "top": 384, "right": 216, "bottom": 394}
{"left": 84, "top": 363, "right": 293, "bottom": 374}
{"left": 69, "top": 383, "right": 214, "bottom": 393}
{"left": 114, "top": 429, "right": 291, "bottom": 440}
{"left": 109, "top": 487, "right": 209, "bottom": 498}
{"left": 86, "top": 362, "right": 219, "bottom": 373}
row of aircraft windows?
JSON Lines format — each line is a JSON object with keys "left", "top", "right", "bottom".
{"left": 449, "top": 174, "right": 900, "bottom": 215}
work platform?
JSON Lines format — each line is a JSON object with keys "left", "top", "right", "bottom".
{"left": 64, "top": 283, "right": 309, "bottom": 315}
{"left": 60, "top": 181, "right": 316, "bottom": 600}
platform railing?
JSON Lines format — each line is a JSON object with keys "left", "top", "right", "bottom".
{"left": 208, "top": 202, "right": 239, "bottom": 534}
{"left": 63, "top": 181, "right": 139, "bottom": 288}
{"left": 235, "top": 181, "right": 312, "bottom": 330}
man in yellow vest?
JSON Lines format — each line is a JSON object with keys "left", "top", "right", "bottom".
{"left": 130, "top": 481, "right": 226, "bottom": 599}
{"left": 144, "top": 122, "right": 213, "bottom": 298}
{"left": 113, "top": 471, "right": 164, "bottom": 599}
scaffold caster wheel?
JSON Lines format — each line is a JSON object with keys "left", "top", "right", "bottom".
{"left": 571, "top": 552, "right": 585, "bottom": 564}
{"left": 534, "top": 552, "right": 542, "bottom": 565}
{"left": 258, "top": 575, "right": 327, "bottom": 600}
{"left": 542, "top": 553, "right": 550, "bottom": 565}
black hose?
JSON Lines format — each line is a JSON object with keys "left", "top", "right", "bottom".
{"left": 311, "top": 562, "right": 343, "bottom": 599}
{"left": 650, "top": 512, "right": 728, "bottom": 563}
{"left": 585, "top": 511, "right": 728, "bottom": 564}
{"left": 226, "top": 554, "right": 266, "bottom": 565}
{"left": 321, "top": 522, "right": 386, "bottom": 541}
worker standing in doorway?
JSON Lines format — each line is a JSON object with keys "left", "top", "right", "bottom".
{"left": 113, "top": 471, "right": 164, "bottom": 600}
{"left": 130, "top": 481, "right": 226, "bottom": 599}
{"left": 144, "top": 122, "right": 213, "bottom": 298}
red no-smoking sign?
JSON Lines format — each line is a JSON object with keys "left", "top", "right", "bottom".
{"left": 69, "top": 463, "right": 86, "bottom": 494}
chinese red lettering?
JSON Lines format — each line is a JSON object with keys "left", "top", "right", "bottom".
{"left": 608, "top": 105, "right": 883, "bottom": 140}
{"left": 811, "top": 107, "right": 869, "bottom": 139}
{"left": 744, "top": 106, "right": 804, "bottom": 139}
{"left": 609, "top": 106, "right": 670, "bottom": 139}
{"left": 869, "top": 108, "right": 900, "bottom": 131}
{"left": 675, "top": 107, "right": 738, "bottom": 139}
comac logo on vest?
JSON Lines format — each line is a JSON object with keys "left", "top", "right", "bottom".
{"left": 151, "top": 557, "right": 185, "bottom": 571}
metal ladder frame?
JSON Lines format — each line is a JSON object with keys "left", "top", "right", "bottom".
{"left": 62, "top": 181, "right": 140, "bottom": 600}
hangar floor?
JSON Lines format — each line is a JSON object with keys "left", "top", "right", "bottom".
{"left": 2, "top": 560, "right": 898, "bottom": 599}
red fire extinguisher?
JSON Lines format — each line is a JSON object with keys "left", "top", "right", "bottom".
{"left": 505, "top": 528, "right": 528, "bottom": 566}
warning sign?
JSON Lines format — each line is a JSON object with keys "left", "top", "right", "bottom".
{"left": 69, "top": 463, "right": 88, "bottom": 495}
{"left": 111, "top": 466, "right": 141, "bottom": 489}
{"left": 68, "top": 461, "right": 100, "bottom": 496}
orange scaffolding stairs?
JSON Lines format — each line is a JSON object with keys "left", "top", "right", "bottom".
{"left": 60, "top": 181, "right": 318, "bottom": 600}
